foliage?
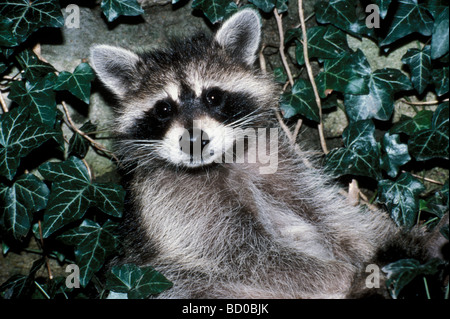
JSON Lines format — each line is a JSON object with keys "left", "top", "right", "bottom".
{"left": 0, "top": 0, "right": 448, "bottom": 300}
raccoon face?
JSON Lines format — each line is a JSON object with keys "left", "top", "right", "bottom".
{"left": 90, "top": 9, "right": 276, "bottom": 169}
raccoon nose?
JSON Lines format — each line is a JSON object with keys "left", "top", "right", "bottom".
{"left": 179, "top": 128, "right": 210, "bottom": 156}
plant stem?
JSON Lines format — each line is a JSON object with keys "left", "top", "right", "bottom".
{"left": 0, "top": 92, "right": 8, "bottom": 113}
{"left": 298, "top": 0, "right": 328, "bottom": 154}
{"left": 35, "top": 281, "right": 51, "bottom": 299}
{"left": 273, "top": 8, "right": 294, "bottom": 87}
{"left": 423, "top": 276, "right": 431, "bottom": 299}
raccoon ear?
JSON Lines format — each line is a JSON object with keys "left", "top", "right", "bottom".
{"left": 90, "top": 45, "right": 140, "bottom": 98}
{"left": 215, "top": 9, "right": 261, "bottom": 66}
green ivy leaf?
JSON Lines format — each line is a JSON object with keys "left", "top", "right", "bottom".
{"left": 248, "top": 0, "right": 276, "bottom": 13}
{"left": 38, "top": 157, "right": 125, "bottom": 238}
{"left": 0, "top": 174, "right": 49, "bottom": 240}
{"left": 382, "top": 258, "right": 443, "bottom": 299}
{"left": 58, "top": 219, "right": 119, "bottom": 287}
{"left": 380, "top": 0, "right": 434, "bottom": 47}
{"left": 0, "top": 107, "right": 61, "bottom": 180}
{"left": 295, "top": 25, "right": 349, "bottom": 65}
{"left": 432, "top": 66, "right": 449, "bottom": 96}
{"left": 192, "top": 0, "right": 231, "bottom": 24}
{"left": 15, "top": 50, "right": 56, "bottom": 81}
{"left": 401, "top": 46, "right": 432, "bottom": 95}
{"left": 316, "top": 50, "right": 371, "bottom": 97}
{"left": 0, "top": 18, "right": 18, "bottom": 47}
{"left": 0, "top": 0, "right": 64, "bottom": 45}
{"left": 8, "top": 73, "right": 58, "bottom": 127}
{"left": 54, "top": 63, "right": 96, "bottom": 104}
{"left": 0, "top": 258, "right": 45, "bottom": 299}
{"left": 100, "top": 0, "right": 144, "bottom": 22}
{"left": 325, "top": 120, "right": 381, "bottom": 179}
{"left": 374, "top": 0, "right": 392, "bottom": 19}
{"left": 106, "top": 264, "right": 173, "bottom": 299}
{"left": 380, "top": 133, "right": 411, "bottom": 178}
{"left": 315, "top": 0, "right": 367, "bottom": 37}
{"left": 344, "top": 68, "right": 412, "bottom": 122}
{"left": 408, "top": 102, "right": 449, "bottom": 161}
{"left": 275, "top": 0, "right": 288, "bottom": 13}
{"left": 68, "top": 121, "right": 97, "bottom": 159}
{"left": 431, "top": 7, "right": 449, "bottom": 60}
{"left": 390, "top": 110, "right": 433, "bottom": 135}
{"left": 279, "top": 78, "right": 318, "bottom": 122}
{"left": 378, "top": 172, "right": 425, "bottom": 228}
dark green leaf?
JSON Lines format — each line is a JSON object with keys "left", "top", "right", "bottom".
{"left": 106, "top": 263, "right": 173, "bottom": 299}
{"left": 316, "top": 50, "right": 371, "bottom": 97}
{"left": 38, "top": 157, "right": 125, "bottom": 237}
{"left": 382, "top": 258, "right": 443, "bottom": 299}
{"left": 275, "top": 0, "right": 288, "bottom": 13}
{"left": 0, "top": 0, "right": 64, "bottom": 45}
{"left": 0, "top": 258, "right": 45, "bottom": 299}
{"left": 344, "top": 68, "right": 412, "bottom": 122}
{"left": 68, "top": 121, "right": 97, "bottom": 158}
{"left": 100, "top": 0, "right": 144, "bottom": 22}
{"left": 0, "top": 107, "right": 61, "bottom": 180}
{"left": 295, "top": 25, "right": 349, "bottom": 65}
{"left": 390, "top": 110, "right": 433, "bottom": 135}
{"left": 54, "top": 63, "right": 96, "bottom": 104}
{"left": 15, "top": 50, "right": 56, "bottom": 81}
{"left": 401, "top": 46, "right": 432, "bottom": 95}
{"left": 380, "top": 133, "right": 411, "bottom": 178}
{"left": 58, "top": 219, "right": 119, "bottom": 287}
{"left": 374, "top": 0, "right": 391, "bottom": 19}
{"left": 325, "top": 120, "right": 381, "bottom": 179}
{"left": 380, "top": 0, "right": 434, "bottom": 47}
{"left": 315, "top": 0, "right": 367, "bottom": 37}
{"left": 431, "top": 7, "right": 449, "bottom": 60}
{"left": 8, "top": 73, "right": 58, "bottom": 127}
{"left": 0, "top": 174, "right": 49, "bottom": 239}
{"left": 248, "top": 0, "right": 276, "bottom": 13}
{"left": 426, "top": 0, "right": 447, "bottom": 18}
{"left": 273, "top": 67, "right": 287, "bottom": 84}
{"left": 420, "top": 181, "right": 449, "bottom": 219}
{"left": 192, "top": 0, "right": 231, "bottom": 24}
{"left": 279, "top": 78, "right": 319, "bottom": 122}
{"left": 378, "top": 172, "right": 425, "bottom": 228}
{"left": 0, "top": 18, "right": 18, "bottom": 47}
{"left": 408, "top": 102, "right": 449, "bottom": 161}
{"left": 432, "top": 66, "right": 449, "bottom": 96}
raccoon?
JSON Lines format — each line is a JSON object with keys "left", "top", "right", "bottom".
{"left": 90, "top": 9, "right": 447, "bottom": 298}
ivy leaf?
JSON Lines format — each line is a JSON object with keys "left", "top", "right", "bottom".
{"left": 100, "top": 0, "right": 144, "bottom": 22}
{"left": 378, "top": 172, "right": 425, "bottom": 228}
{"left": 408, "top": 102, "right": 449, "bottom": 161}
{"left": 106, "top": 264, "right": 173, "bottom": 299}
{"left": 192, "top": 0, "right": 230, "bottom": 24}
{"left": 316, "top": 50, "right": 371, "bottom": 97}
{"left": 54, "top": 63, "right": 96, "bottom": 104}
{"left": 15, "top": 50, "right": 56, "bottom": 81}
{"left": 8, "top": 73, "right": 57, "bottom": 127}
{"left": 58, "top": 219, "right": 119, "bottom": 287}
{"left": 0, "top": 174, "right": 49, "bottom": 239}
{"left": 380, "top": 0, "right": 434, "bottom": 47}
{"left": 344, "top": 68, "right": 412, "bottom": 122}
{"left": 295, "top": 25, "right": 349, "bottom": 65}
{"left": 380, "top": 133, "right": 411, "bottom": 178}
{"left": 431, "top": 7, "right": 449, "bottom": 60}
{"left": 0, "top": 107, "right": 61, "bottom": 180}
{"left": 279, "top": 78, "right": 318, "bottom": 122}
{"left": 374, "top": 0, "right": 392, "bottom": 19}
{"left": 325, "top": 120, "right": 381, "bottom": 179}
{"left": 315, "top": 0, "right": 367, "bottom": 37}
{"left": 432, "top": 66, "right": 449, "bottom": 96}
{"left": 0, "top": 258, "right": 45, "bottom": 299}
{"left": 401, "top": 46, "right": 432, "bottom": 95}
{"left": 382, "top": 258, "right": 443, "bottom": 299}
{"left": 248, "top": 0, "right": 276, "bottom": 13}
{"left": 38, "top": 157, "right": 125, "bottom": 238}
{"left": 0, "top": 0, "right": 64, "bottom": 45}
{"left": 0, "top": 18, "right": 18, "bottom": 47}
{"left": 68, "top": 121, "right": 97, "bottom": 159}
{"left": 390, "top": 110, "right": 433, "bottom": 135}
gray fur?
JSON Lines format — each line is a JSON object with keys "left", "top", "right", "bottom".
{"left": 90, "top": 9, "right": 445, "bottom": 298}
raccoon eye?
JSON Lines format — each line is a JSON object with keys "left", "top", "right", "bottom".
{"left": 205, "top": 88, "right": 224, "bottom": 108}
{"left": 154, "top": 100, "right": 175, "bottom": 120}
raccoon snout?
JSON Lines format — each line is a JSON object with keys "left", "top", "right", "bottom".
{"left": 179, "top": 128, "right": 210, "bottom": 157}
